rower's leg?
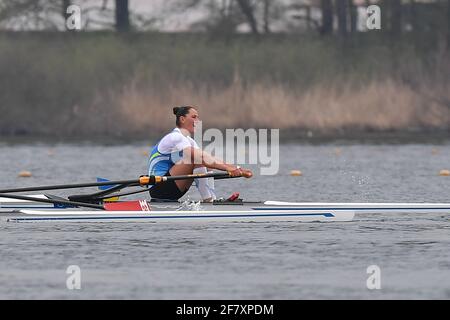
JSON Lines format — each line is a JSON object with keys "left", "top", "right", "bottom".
{"left": 193, "top": 166, "right": 216, "bottom": 202}
{"left": 168, "top": 163, "right": 198, "bottom": 192}
{"left": 169, "top": 147, "right": 215, "bottom": 197}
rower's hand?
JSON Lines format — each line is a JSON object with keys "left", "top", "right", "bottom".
{"left": 229, "top": 167, "right": 253, "bottom": 178}
{"left": 241, "top": 168, "right": 253, "bottom": 178}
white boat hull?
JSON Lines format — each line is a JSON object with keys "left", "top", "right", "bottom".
{"left": 3, "top": 209, "right": 354, "bottom": 223}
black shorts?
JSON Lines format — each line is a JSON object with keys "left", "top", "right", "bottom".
{"left": 149, "top": 172, "right": 188, "bottom": 201}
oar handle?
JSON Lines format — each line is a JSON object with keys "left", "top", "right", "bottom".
{"left": 159, "top": 172, "right": 232, "bottom": 182}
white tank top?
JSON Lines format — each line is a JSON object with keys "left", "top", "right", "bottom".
{"left": 148, "top": 128, "right": 199, "bottom": 176}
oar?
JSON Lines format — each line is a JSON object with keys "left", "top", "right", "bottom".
{"left": 0, "top": 172, "right": 236, "bottom": 194}
{"left": 94, "top": 174, "right": 242, "bottom": 201}
{"left": 71, "top": 172, "right": 239, "bottom": 202}
{"left": 0, "top": 193, "right": 154, "bottom": 211}
{"left": 68, "top": 184, "right": 128, "bottom": 203}
{"left": 0, "top": 193, "right": 104, "bottom": 210}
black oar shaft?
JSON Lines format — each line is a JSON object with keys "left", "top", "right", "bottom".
{"left": 0, "top": 193, "right": 104, "bottom": 210}
{"left": 0, "top": 172, "right": 233, "bottom": 194}
{"left": 0, "top": 179, "right": 142, "bottom": 194}
{"left": 68, "top": 184, "right": 127, "bottom": 203}
{"left": 163, "top": 172, "right": 231, "bottom": 182}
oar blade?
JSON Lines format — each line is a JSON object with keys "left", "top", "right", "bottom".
{"left": 96, "top": 177, "right": 119, "bottom": 190}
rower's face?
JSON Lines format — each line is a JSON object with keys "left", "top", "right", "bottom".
{"left": 180, "top": 108, "right": 200, "bottom": 134}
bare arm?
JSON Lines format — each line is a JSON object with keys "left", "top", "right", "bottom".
{"left": 183, "top": 147, "right": 252, "bottom": 177}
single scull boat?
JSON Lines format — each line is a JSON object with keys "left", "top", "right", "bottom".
{"left": 0, "top": 198, "right": 354, "bottom": 223}
{"left": 2, "top": 208, "right": 354, "bottom": 223}
{"left": 1, "top": 195, "right": 450, "bottom": 213}
{"left": 0, "top": 173, "right": 447, "bottom": 223}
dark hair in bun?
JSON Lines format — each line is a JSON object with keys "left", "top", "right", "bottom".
{"left": 173, "top": 106, "right": 195, "bottom": 126}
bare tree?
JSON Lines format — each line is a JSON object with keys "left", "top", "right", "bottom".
{"left": 320, "top": 0, "right": 333, "bottom": 35}
{"left": 447, "top": 0, "right": 450, "bottom": 49}
{"left": 262, "top": 0, "right": 270, "bottom": 34}
{"left": 115, "top": 0, "right": 129, "bottom": 32}
{"left": 0, "top": 0, "right": 61, "bottom": 30}
{"left": 62, "top": 0, "right": 71, "bottom": 30}
{"left": 236, "top": 0, "right": 259, "bottom": 35}
{"left": 335, "top": 0, "right": 348, "bottom": 37}
{"left": 348, "top": 0, "right": 357, "bottom": 33}
{"left": 0, "top": 0, "right": 111, "bottom": 30}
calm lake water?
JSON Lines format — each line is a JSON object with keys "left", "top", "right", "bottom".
{"left": 0, "top": 140, "right": 449, "bottom": 299}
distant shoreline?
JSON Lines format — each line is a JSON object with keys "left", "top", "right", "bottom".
{"left": 1, "top": 128, "right": 449, "bottom": 145}
{"left": 1, "top": 33, "right": 449, "bottom": 140}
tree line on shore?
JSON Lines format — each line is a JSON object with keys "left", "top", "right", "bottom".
{"left": 0, "top": 1, "right": 448, "bottom": 44}
{"left": 0, "top": 1, "right": 449, "bottom": 137}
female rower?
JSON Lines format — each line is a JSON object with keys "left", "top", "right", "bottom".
{"left": 147, "top": 106, "right": 253, "bottom": 202}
